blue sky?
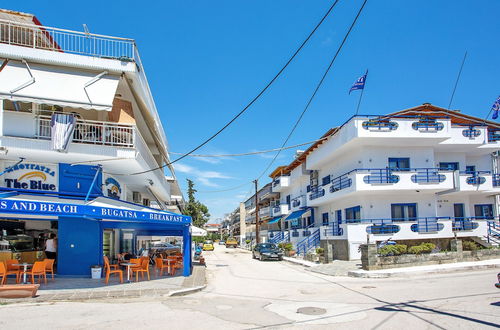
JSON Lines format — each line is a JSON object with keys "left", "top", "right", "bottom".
{"left": 15, "top": 1, "right": 500, "bottom": 221}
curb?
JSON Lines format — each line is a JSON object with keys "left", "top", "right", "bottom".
{"left": 282, "top": 256, "right": 317, "bottom": 268}
{"left": 167, "top": 285, "right": 206, "bottom": 297}
{"left": 348, "top": 262, "right": 500, "bottom": 278}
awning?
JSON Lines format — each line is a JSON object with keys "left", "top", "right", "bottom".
{"left": 285, "top": 209, "right": 308, "bottom": 221}
{"left": 191, "top": 226, "right": 207, "bottom": 237}
{"left": 0, "top": 60, "right": 120, "bottom": 111}
{"left": 0, "top": 194, "right": 191, "bottom": 225}
{"left": 268, "top": 216, "right": 282, "bottom": 224}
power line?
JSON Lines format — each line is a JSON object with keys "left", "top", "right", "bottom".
{"left": 190, "top": 0, "right": 369, "bottom": 194}
{"left": 255, "top": 0, "right": 368, "bottom": 182}
{"left": 111, "top": 1, "right": 341, "bottom": 177}
{"left": 168, "top": 137, "right": 327, "bottom": 158}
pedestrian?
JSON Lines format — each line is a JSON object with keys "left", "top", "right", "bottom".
{"left": 45, "top": 233, "right": 57, "bottom": 260}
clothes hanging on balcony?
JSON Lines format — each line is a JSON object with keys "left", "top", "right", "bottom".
{"left": 50, "top": 113, "right": 76, "bottom": 152}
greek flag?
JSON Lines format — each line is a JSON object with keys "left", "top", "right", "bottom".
{"left": 492, "top": 95, "right": 500, "bottom": 120}
{"left": 349, "top": 73, "right": 367, "bottom": 94}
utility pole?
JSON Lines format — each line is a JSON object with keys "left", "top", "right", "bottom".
{"left": 254, "top": 179, "right": 260, "bottom": 244}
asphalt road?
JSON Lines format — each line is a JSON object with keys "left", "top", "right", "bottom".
{"left": 0, "top": 247, "right": 499, "bottom": 329}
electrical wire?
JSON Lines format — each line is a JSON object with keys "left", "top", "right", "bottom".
{"left": 184, "top": 0, "right": 369, "bottom": 194}
{"left": 167, "top": 137, "right": 327, "bottom": 158}
{"left": 108, "top": 1, "right": 341, "bottom": 177}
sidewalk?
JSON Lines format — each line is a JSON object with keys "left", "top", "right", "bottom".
{"left": 348, "top": 259, "right": 500, "bottom": 278}
{"left": 0, "top": 264, "right": 206, "bottom": 303}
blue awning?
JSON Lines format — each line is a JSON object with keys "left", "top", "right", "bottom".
{"left": 268, "top": 216, "right": 282, "bottom": 224}
{"left": 285, "top": 209, "right": 308, "bottom": 221}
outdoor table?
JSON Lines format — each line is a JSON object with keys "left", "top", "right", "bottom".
{"left": 162, "top": 259, "right": 175, "bottom": 274}
{"left": 120, "top": 262, "right": 138, "bottom": 282}
{"left": 13, "top": 263, "right": 32, "bottom": 284}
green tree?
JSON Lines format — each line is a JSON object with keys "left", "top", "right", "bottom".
{"left": 184, "top": 179, "right": 210, "bottom": 228}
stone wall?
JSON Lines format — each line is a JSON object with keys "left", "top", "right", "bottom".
{"left": 360, "top": 240, "right": 500, "bottom": 270}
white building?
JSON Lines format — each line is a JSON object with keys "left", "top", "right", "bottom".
{"left": 0, "top": 9, "right": 191, "bottom": 276}
{"left": 268, "top": 104, "right": 500, "bottom": 260}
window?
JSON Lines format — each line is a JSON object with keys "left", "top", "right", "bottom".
{"left": 388, "top": 158, "right": 410, "bottom": 171}
{"left": 322, "top": 175, "right": 331, "bottom": 186}
{"left": 286, "top": 195, "right": 291, "bottom": 207}
{"left": 391, "top": 203, "right": 417, "bottom": 221}
{"left": 336, "top": 210, "right": 342, "bottom": 223}
{"left": 284, "top": 221, "right": 289, "bottom": 229}
{"left": 465, "top": 166, "right": 476, "bottom": 174}
{"left": 474, "top": 204, "right": 493, "bottom": 219}
{"left": 345, "top": 206, "right": 361, "bottom": 222}
{"left": 306, "top": 185, "right": 311, "bottom": 193}
{"left": 439, "top": 162, "right": 459, "bottom": 171}
{"left": 322, "top": 213, "right": 329, "bottom": 225}
{"left": 454, "top": 203, "right": 465, "bottom": 219}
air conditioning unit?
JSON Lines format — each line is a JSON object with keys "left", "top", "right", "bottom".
{"left": 132, "top": 191, "right": 141, "bottom": 203}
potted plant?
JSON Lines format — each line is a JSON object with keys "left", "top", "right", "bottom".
{"left": 279, "top": 243, "right": 295, "bottom": 257}
{"left": 316, "top": 247, "right": 325, "bottom": 263}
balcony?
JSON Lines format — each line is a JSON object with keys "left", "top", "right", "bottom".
{"left": 458, "top": 171, "right": 497, "bottom": 192}
{"left": 0, "top": 18, "right": 135, "bottom": 61}
{"left": 272, "top": 204, "right": 289, "bottom": 217}
{"left": 258, "top": 206, "right": 271, "bottom": 218}
{"left": 308, "top": 168, "right": 454, "bottom": 206}
{"left": 271, "top": 175, "right": 290, "bottom": 192}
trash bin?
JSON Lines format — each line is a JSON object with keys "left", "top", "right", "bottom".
{"left": 91, "top": 265, "right": 102, "bottom": 279}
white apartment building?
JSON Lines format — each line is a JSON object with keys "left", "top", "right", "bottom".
{"left": 0, "top": 10, "right": 191, "bottom": 276}
{"left": 268, "top": 104, "right": 500, "bottom": 260}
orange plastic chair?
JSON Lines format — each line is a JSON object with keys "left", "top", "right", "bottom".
{"left": 5, "top": 260, "right": 21, "bottom": 283}
{"left": 155, "top": 257, "right": 169, "bottom": 276}
{"left": 22, "top": 261, "right": 47, "bottom": 285}
{"left": 0, "top": 262, "right": 21, "bottom": 284}
{"left": 132, "top": 258, "right": 150, "bottom": 281}
{"left": 165, "top": 257, "right": 182, "bottom": 276}
{"left": 44, "top": 259, "right": 55, "bottom": 281}
{"left": 103, "top": 256, "right": 123, "bottom": 284}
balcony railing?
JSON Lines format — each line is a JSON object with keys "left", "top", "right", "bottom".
{"left": 411, "top": 118, "right": 444, "bottom": 132}
{"left": 35, "top": 115, "right": 135, "bottom": 148}
{"left": 361, "top": 119, "right": 398, "bottom": 131}
{"left": 488, "top": 130, "right": 500, "bottom": 142}
{"left": 363, "top": 169, "right": 400, "bottom": 184}
{"left": 463, "top": 171, "right": 489, "bottom": 185}
{"left": 0, "top": 18, "right": 135, "bottom": 60}
{"left": 462, "top": 128, "right": 481, "bottom": 138}
{"left": 330, "top": 174, "right": 352, "bottom": 193}
{"left": 272, "top": 179, "right": 280, "bottom": 187}
{"left": 493, "top": 174, "right": 500, "bottom": 187}
{"left": 309, "top": 188, "right": 325, "bottom": 200}
{"left": 410, "top": 169, "right": 446, "bottom": 183}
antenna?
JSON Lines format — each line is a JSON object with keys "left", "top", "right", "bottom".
{"left": 448, "top": 51, "right": 467, "bottom": 109}
{"left": 83, "top": 24, "right": 90, "bottom": 34}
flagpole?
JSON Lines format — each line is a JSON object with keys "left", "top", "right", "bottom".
{"left": 355, "top": 69, "right": 368, "bottom": 115}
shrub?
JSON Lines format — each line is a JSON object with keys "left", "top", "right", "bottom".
{"left": 379, "top": 244, "right": 407, "bottom": 256}
{"left": 408, "top": 242, "right": 436, "bottom": 254}
{"left": 245, "top": 239, "right": 251, "bottom": 244}
{"left": 316, "top": 248, "right": 324, "bottom": 255}
{"left": 462, "top": 241, "right": 479, "bottom": 251}
{"left": 279, "top": 243, "right": 293, "bottom": 251}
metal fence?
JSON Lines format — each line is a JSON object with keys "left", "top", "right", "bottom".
{"left": 36, "top": 115, "right": 135, "bottom": 148}
{"left": 0, "top": 18, "right": 135, "bottom": 60}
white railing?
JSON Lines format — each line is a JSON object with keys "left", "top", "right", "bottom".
{"left": 259, "top": 206, "right": 271, "bottom": 217}
{"left": 35, "top": 115, "right": 135, "bottom": 148}
{"left": 0, "top": 18, "right": 135, "bottom": 60}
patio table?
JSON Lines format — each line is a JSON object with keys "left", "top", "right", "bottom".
{"left": 120, "top": 262, "right": 138, "bottom": 282}
{"left": 13, "top": 263, "right": 32, "bottom": 284}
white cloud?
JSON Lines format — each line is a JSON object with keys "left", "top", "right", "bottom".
{"left": 174, "top": 163, "right": 232, "bottom": 187}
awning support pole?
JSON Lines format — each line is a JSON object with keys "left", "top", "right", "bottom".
{"left": 85, "top": 165, "right": 102, "bottom": 202}
{"left": 10, "top": 60, "right": 35, "bottom": 94}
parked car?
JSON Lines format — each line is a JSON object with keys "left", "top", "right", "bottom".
{"left": 203, "top": 240, "right": 214, "bottom": 251}
{"left": 253, "top": 243, "right": 283, "bottom": 261}
{"left": 225, "top": 238, "right": 238, "bottom": 248}
{"left": 218, "top": 241, "right": 225, "bottom": 245}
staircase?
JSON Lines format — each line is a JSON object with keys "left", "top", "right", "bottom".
{"left": 269, "top": 231, "right": 289, "bottom": 244}
{"left": 296, "top": 228, "right": 320, "bottom": 256}
{"left": 485, "top": 221, "right": 500, "bottom": 246}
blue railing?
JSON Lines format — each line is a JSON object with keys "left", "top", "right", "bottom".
{"left": 452, "top": 218, "right": 479, "bottom": 231}
{"left": 411, "top": 219, "right": 444, "bottom": 233}
{"left": 272, "top": 179, "right": 280, "bottom": 187}
{"left": 362, "top": 120, "right": 398, "bottom": 131}
{"left": 367, "top": 224, "right": 400, "bottom": 234}
{"left": 296, "top": 227, "right": 320, "bottom": 256}
{"left": 269, "top": 231, "right": 289, "bottom": 244}
{"left": 486, "top": 221, "right": 500, "bottom": 245}
{"left": 488, "top": 130, "right": 500, "bottom": 142}
{"left": 363, "top": 169, "right": 399, "bottom": 184}
{"left": 412, "top": 119, "right": 444, "bottom": 132}
{"left": 463, "top": 171, "right": 489, "bottom": 185}
{"left": 493, "top": 174, "right": 500, "bottom": 187}
{"left": 411, "top": 168, "right": 446, "bottom": 183}
{"left": 323, "top": 225, "right": 343, "bottom": 236}
{"left": 309, "top": 188, "right": 325, "bottom": 200}
{"left": 291, "top": 230, "right": 299, "bottom": 237}
{"left": 330, "top": 174, "right": 352, "bottom": 193}
{"left": 462, "top": 128, "right": 481, "bottom": 138}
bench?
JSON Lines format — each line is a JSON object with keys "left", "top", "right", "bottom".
{"left": 0, "top": 284, "right": 40, "bottom": 298}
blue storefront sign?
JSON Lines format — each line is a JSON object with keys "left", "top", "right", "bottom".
{"left": 0, "top": 199, "right": 190, "bottom": 224}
